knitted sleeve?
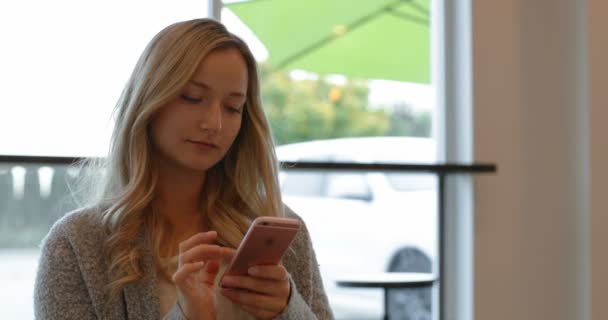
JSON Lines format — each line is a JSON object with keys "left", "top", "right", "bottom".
{"left": 34, "top": 219, "right": 97, "bottom": 320}
{"left": 275, "top": 208, "right": 334, "bottom": 320}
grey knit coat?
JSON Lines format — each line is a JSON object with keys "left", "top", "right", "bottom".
{"left": 34, "top": 206, "right": 334, "bottom": 319}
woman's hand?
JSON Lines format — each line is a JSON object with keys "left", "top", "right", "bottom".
{"left": 219, "top": 264, "right": 291, "bottom": 319}
{"left": 172, "top": 231, "right": 233, "bottom": 320}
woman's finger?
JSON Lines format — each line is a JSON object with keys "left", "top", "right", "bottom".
{"left": 247, "top": 265, "right": 289, "bottom": 281}
{"left": 200, "top": 259, "right": 221, "bottom": 286}
{"left": 172, "top": 261, "right": 206, "bottom": 285}
{"left": 220, "top": 288, "right": 285, "bottom": 313}
{"left": 178, "top": 231, "right": 218, "bottom": 253}
{"left": 220, "top": 275, "right": 289, "bottom": 297}
{"left": 179, "top": 244, "right": 231, "bottom": 265}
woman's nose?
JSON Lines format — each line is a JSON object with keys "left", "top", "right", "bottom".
{"left": 199, "top": 102, "right": 222, "bottom": 133}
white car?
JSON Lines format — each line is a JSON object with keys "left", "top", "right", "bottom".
{"left": 276, "top": 137, "right": 438, "bottom": 319}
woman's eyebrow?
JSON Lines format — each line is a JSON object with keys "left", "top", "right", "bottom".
{"left": 189, "top": 80, "right": 246, "bottom": 98}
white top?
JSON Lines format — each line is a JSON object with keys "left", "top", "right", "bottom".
{"left": 158, "top": 255, "right": 179, "bottom": 318}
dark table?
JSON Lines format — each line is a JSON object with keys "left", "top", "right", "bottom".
{"left": 336, "top": 272, "right": 436, "bottom": 320}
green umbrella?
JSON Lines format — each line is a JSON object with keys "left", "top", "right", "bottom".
{"left": 225, "top": 0, "right": 430, "bottom": 83}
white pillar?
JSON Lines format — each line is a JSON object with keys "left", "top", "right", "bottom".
{"left": 436, "top": 0, "right": 474, "bottom": 319}
{"left": 207, "top": 0, "right": 222, "bottom": 20}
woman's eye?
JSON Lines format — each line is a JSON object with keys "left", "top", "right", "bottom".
{"left": 180, "top": 95, "right": 202, "bottom": 103}
{"left": 225, "top": 105, "right": 242, "bottom": 114}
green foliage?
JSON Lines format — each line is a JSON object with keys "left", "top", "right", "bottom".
{"left": 259, "top": 64, "right": 431, "bottom": 145}
{"left": 260, "top": 64, "right": 388, "bottom": 145}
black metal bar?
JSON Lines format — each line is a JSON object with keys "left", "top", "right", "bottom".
{"left": 438, "top": 173, "right": 446, "bottom": 320}
{"left": 281, "top": 161, "right": 496, "bottom": 174}
{"left": 0, "top": 155, "right": 497, "bottom": 174}
{"left": 384, "top": 288, "right": 390, "bottom": 320}
{"left": 0, "top": 155, "right": 83, "bottom": 165}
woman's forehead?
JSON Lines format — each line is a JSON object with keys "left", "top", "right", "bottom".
{"left": 190, "top": 48, "right": 248, "bottom": 95}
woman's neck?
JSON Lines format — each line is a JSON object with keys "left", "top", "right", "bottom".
{"left": 154, "top": 159, "right": 208, "bottom": 240}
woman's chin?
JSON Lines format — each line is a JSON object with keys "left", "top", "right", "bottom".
{"left": 181, "top": 158, "right": 222, "bottom": 173}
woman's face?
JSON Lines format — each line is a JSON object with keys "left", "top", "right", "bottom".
{"left": 151, "top": 47, "right": 248, "bottom": 173}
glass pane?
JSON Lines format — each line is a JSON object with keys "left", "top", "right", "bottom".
{"left": 387, "top": 173, "right": 437, "bottom": 191}
{"left": 326, "top": 173, "right": 372, "bottom": 201}
{"left": 0, "top": 2, "right": 209, "bottom": 318}
{"left": 281, "top": 172, "right": 326, "bottom": 197}
{"left": 223, "top": 0, "right": 438, "bottom": 318}
{"left": 0, "top": 162, "right": 82, "bottom": 318}
{"left": 281, "top": 168, "right": 438, "bottom": 319}
{"left": 223, "top": 1, "right": 435, "bottom": 147}
{"left": 0, "top": 0, "right": 208, "bottom": 157}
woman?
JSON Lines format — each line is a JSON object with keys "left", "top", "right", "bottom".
{"left": 34, "top": 18, "right": 333, "bottom": 320}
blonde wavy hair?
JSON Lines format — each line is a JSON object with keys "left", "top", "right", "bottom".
{"left": 75, "top": 18, "right": 283, "bottom": 299}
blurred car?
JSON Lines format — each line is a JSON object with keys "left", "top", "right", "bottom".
{"left": 276, "top": 136, "right": 438, "bottom": 319}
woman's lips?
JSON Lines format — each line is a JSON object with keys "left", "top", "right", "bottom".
{"left": 187, "top": 140, "right": 219, "bottom": 149}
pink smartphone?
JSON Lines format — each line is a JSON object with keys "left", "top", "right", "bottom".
{"left": 219, "top": 216, "right": 301, "bottom": 285}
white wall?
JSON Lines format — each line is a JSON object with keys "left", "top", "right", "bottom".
{"left": 472, "top": 0, "right": 607, "bottom": 319}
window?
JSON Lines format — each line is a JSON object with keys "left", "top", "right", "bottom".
{"left": 222, "top": 1, "right": 439, "bottom": 319}
{"left": 0, "top": 1, "right": 209, "bottom": 318}
{"left": 326, "top": 173, "right": 371, "bottom": 201}
{"left": 0, "top": 0, "right": 208, "bottom": 157}
{"left": 281, "top": 172, "right": 326, "bottom": 197}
